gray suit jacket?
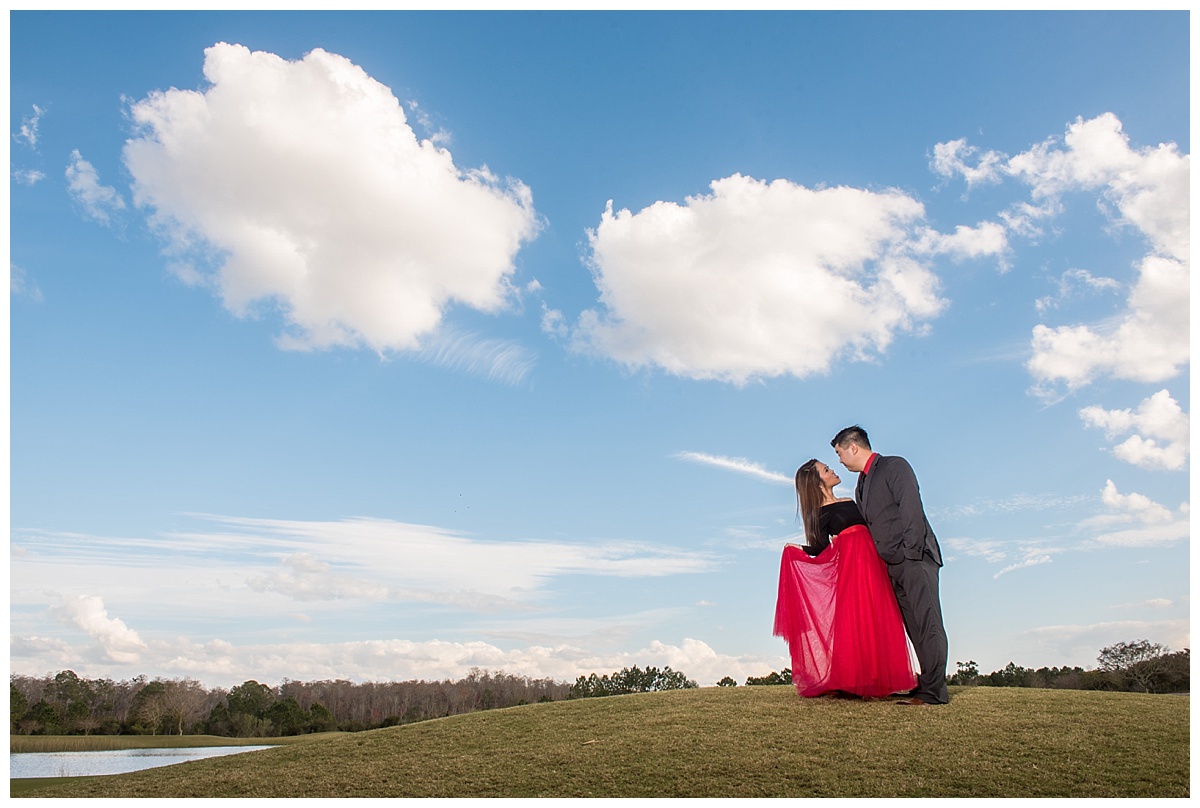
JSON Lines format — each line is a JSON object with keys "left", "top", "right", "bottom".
{"left": 855, "top": 454, "right": 943, "bottom": 567}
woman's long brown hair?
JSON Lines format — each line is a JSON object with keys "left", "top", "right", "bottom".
{"left": 795, "top": 459, "right": 824, "bottom": 545}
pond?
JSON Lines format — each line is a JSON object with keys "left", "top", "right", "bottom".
{"left": 10, "top": 745, "right": 274, "bottom": 778}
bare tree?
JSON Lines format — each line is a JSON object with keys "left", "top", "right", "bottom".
{"left": 160, "top": 679, "right": 210, "bottom": 735}
{"left": 1097, "top": 639, "right": 1169, "bottom": 693}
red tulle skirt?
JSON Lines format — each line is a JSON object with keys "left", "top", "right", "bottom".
{"left": 773, "top": 524, "right": 917, "bottom": 698}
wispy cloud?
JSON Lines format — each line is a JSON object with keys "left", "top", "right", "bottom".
{"left": 65, "top": 150, "right": 126, "bottom": 225}
{"left": 12, "top": 169, "right": 45, "bottom": 186}
{"left": 476, "top": 607, "right": 690, "bottom": 647}
{"left": 11, "top": 514, "right": 730, "bottom": 688}
{"left": 993, "top": 553, "right": 1053, "bottom": 579}
{"left": 711, "top": 525, "right": 798, "bottom": 552}
{"left": 414, "top": 329, "right": 536, "bottom": 386}
{"left": 675, "top": 451, "right": 791, "bottom": 484}
{"left": 932, "top": 492, "right": 1091, "bottom": 520}
{"left": 14, "top": 514, "right": 718, "bottom": 614}
{"left": 1111, "top": 598, "right": 1176, "bottom": 610}
{"left": 942, "top": 479, "right": 1188, "bottom": 579}
{"left": 942, "top": 536, "right": 1065, "bottom": 579}
{"left": 1017, "top": 619, "right": 1190, "bottom": 667}
{"left": 1035, "top": 267, "right": 1122, "bottom": 315}
{"left": 14, "top": 103, "right": 45, "bottom": 148}
{"left": 10, "top": 265, "right": 43, "bottom": 301}
{"left": 941, "top": 537, "right": 1022, "bottom": 564}
{"left": 1085, "top": 520, "right": 1191, "bottom": 548}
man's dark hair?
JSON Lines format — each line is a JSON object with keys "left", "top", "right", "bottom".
{"left": 831, "top": 425, "right": 871, "bottom": 451}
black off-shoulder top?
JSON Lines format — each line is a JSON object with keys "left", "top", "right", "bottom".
{"left": 802, "top": 500, "right": 866, "bottom": 556}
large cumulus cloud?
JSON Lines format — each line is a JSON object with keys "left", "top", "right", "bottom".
{"left": 554, "top": 173, "right": 978, "bottom": 384}
{"left": 123, "top": 43, "right": 540, "bottom": 356}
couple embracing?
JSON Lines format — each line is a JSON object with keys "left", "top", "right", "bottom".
{"left": 773, "top": 426, "right": 949, "bottom": 706}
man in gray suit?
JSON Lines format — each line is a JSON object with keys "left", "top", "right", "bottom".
{"left": 832, "top": 425, "right": 949, "bottom": 705}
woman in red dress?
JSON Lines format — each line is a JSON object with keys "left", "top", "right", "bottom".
{"left": 773, "top": 459, "right": 916, "bottom": 699}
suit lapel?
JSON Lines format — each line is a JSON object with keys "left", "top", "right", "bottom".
{"left": 856, "top": 454, "right": 877, "bottom": 512}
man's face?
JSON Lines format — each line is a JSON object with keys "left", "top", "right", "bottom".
{"left": 834, "top": 442, "right": 866, "bottom": 473}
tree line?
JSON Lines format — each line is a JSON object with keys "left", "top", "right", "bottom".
{"left": 11, "top": 639, "right": 1185, "bottom": 737}
{"left": 727, "top": 639, "right": 1189, "bottom": 695}
{"left": 947, "top": 640, "right": 1189, "bottom": 694}
{"left": 568, "top": 665, "right": 697, "bottom": 698}
{"left": 10, "top": 668, "right": 573, "bottom": 737}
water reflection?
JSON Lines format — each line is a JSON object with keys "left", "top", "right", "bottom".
{"left": 11, "top": 745, "right": 273, "bottom": 778}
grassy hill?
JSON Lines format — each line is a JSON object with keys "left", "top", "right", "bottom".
{"left": 13, "top": 686, "right": 1189, "bottom": 798}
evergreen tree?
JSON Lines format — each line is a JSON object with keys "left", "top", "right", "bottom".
{"left": 10, "top": 683, "right": 29, "bottom": 733}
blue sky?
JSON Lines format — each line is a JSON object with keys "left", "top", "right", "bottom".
{"left": 9, "top": 10, "right": 1190, "bottom": 689}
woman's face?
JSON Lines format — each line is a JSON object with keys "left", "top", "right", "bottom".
{"left": 817, "top": 462, "right": 841, "bottom": 489}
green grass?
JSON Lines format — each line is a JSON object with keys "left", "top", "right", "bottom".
{"left": 12, "top": 686, "right": 1189, "bottom": 798}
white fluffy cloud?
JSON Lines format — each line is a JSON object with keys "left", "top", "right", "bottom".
{"left": 49, "top": 594, "right": 148, "bottom": 664}
{"left": 938, "top": 113, "right": 1189, "bottom": 392}
{"left": 1080, "top": 480, "right": 1189, "bottom": 547}
{"left": 1080, "top": 389, "right": 1189, "bottom": 470}
{"left": 1027, "top": 253, "right": 1188, "bottom": 390}
{"left": 917, "top": 220, "right": 1010, "bottom": 265}
{"left": 930, "top": 137, "right": 1006, "bottom": 190}
{"left": 65, "top": 150, "right": 126, "bottom": 225}
{"left": 1007, "top": 114, "right": 1189, "bottom": 259}
{"left": 1096, "top": 479, "right": 1176, "bottom": 524}
{"left": 13, "top": 631, "right": 782, "bottom": 690}
{"left": 557, "top": 174, "right": 974, "bottom": 384}
{"left": 123, "top": 43, "right": 539, "bottom": 360}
